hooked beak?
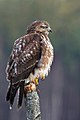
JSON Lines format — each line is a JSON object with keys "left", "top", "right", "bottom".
{"left": 48, "top": 27, "right": 52, "bottom": 32}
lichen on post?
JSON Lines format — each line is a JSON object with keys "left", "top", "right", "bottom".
{"left": 25, "top": 90, "right": 41, "bottom": 120}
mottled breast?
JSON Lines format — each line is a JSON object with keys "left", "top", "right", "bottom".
{"left": 28, "top": 34, "right": 54, "bottom": 81}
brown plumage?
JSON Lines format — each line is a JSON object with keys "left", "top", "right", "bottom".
{"left": 6, "top": 20, "right": 53, "bottom": 109}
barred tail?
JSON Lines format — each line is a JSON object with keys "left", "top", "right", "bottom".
{"left": 6, "top": 81, "right": 25, "bottom": 109}
{"left": 6, "top": 82, "right": 12, "bottom": 102}
{"left": 18, "top": 81, "right": 24, "bottom": 109}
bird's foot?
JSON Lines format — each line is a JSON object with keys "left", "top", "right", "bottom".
{"left": 24, "top": 82, "right": 36, "bottom": 93}
{"left": 40, "top": 74, "right": 45, "bottom": 80}
{"left": 32, "top": 78, "right": 39, "bottom": 85}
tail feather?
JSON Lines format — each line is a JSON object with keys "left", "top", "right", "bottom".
{"left": 6, "top": 83, "right": 12, "bottom": 101}
{"left": 6, "top": 81, "right": 25, "bottom": 109}
{"left": 9, "top": 83, "right": 20, "bottom": 107}
{"left": 18, "top": 81, "right": 24, "bottom": 109}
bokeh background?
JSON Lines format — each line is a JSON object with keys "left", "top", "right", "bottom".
{"left": 0, "top": 0, "right": 80, "bottom": 120}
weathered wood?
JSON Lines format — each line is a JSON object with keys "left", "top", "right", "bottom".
{"left": 25, "top": 90, "right": 41, "bottom": 120}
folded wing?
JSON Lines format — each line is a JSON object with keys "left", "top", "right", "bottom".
{"left": 6, "top": 33, "right": 42, "bottom": 108}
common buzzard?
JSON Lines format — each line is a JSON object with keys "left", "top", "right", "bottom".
{"left": 6, "top": 20, "right": 54, "bottom": 109}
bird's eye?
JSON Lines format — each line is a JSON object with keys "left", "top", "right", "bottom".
{"left": 40, "top": 25, "right": 48, "bottom": 29}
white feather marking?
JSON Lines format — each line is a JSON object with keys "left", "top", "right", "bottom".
{"left": 15, "top": 49, "right": 18, "bottom": 54}
{"left": 16, "top": 42, "right": 20, "bottom": 46}
{"left": 14, "top": 63, "right": 17, "bottom": 67}
{"left": 23, "top": 57, "right": 26, "bottom": 61}
{"left": 27, "top": 53, "right": 30, "bottom": 57}
{"left": 26, "top": 54, "right": 28, "bottom": 58}
{"left": 23, "top": 51, "right": 26, "bottom": 54}
{"left": 23, "top": 42, "right": 25, "bottom": 47}
{"left": 30, "top": 51, "right": 33, "bottom": 54}
{"left": 10, "top": 106, "right": 12, "bottom": 110}
{"left": 33, "top": 47, "right": 36, "bottom": 50}
{"left": 20, "top": 39, "right": 22, "bottom": 42}
{"left": 15, "top": 68, "right": 17, "bottom": 74}
{"left": 14, "top": 63, "right": 17, "bottom": 74}
{"left": 19, "top": 45, "right": 22, "bottom": 51}
{"left": 23, "top": 39, "right": 26, "bottom": 43}
{"left": 12, "top": 54, "right": 14, "bottom": 58}
{"left": 22, "top": 59, "right": 24, "bottom": 63}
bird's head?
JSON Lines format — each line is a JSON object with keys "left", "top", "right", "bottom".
{"left": 27, "top": 20, "right": 52, "bottom": 35}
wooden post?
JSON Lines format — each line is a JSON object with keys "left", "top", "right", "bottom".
{"left": 25, "top": 90, "right": 41, "bottom": 120}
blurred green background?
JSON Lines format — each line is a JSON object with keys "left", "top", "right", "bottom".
{"left": 0, "top": 0, "right": 80, "bottom": 120}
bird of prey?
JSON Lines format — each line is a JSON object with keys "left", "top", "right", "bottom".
{"left": 6, "top": 20, "right": 54, "bottom": 109}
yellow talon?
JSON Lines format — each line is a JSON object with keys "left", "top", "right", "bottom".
{"left": 35, "top": 78, "right": 39, "bottom": 85}
{"left": 41, "top": 74, "right": 45, "bottom": 80}
{"left": 24, "top": 83, "right": 36, "bottom": 93}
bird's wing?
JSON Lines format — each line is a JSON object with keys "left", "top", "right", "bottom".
{"left": 6, "top": 33, "right": 42, "bottom": 84}
{"left": 6, "top": 33, "right": 42, "bottom": 108}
